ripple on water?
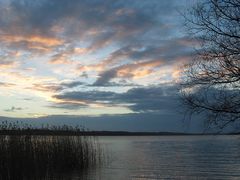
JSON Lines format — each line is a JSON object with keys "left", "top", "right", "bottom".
{"left": 88, "top": 135, "right": 240, "bottom": 180}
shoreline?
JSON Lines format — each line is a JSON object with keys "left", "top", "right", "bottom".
{"left": 0, "top": 130, "right": 239, "bottom": 136}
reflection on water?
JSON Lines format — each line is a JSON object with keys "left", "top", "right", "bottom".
{"left": 87, "top": 135, "right": 240, "bottom": 180}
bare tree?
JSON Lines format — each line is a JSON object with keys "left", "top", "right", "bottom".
{"left": 181, "top": 0, "right": 240, "bottom": 129}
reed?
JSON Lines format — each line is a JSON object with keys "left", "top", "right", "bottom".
{"left": 0, "top": 121, "right": 103, "bottom": 180}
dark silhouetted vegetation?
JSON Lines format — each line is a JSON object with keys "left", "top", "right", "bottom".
{"left": 0, "top": 121, "right": 103, "bottom": 180}
{"left": 181, "top": 0, "right": 240, "bottom": 129}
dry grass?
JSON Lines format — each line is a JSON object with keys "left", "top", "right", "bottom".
{"left": 0, "top": 122, "right": 103, "bottom": 180}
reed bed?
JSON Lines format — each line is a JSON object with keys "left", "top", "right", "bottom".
{"left": 0, "top": 121, "right": 103, "bottom": 180}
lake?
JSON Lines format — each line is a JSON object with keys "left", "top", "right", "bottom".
{"left": 83, "top": 135, "right": 240, "bottom": 180}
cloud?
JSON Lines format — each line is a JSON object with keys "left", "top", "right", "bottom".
{"left": 0, "top": 0, "right": 183, "bottom": 55}
{"left": 49, "top": 53, "right": 72, "bottom": 65}
{"left": 49, "top": 47, "right": 88, "bottom": 65}
{"left": 93, "top": 60, "right": 163, "bottom": 86}
{"left": 53, "top": 84, "right": 180, "bottom": 112}
{"left": 31, "top": 83, "right": 64, "bottom": 92}
{"left": 29, "top": 80, "right": 85, "bottom": 93}
{"left": 60, "top": 81, "right": 85, "bottom": 88}
{"left": 0, "top": 0, "right": 194, "bottom": 88}
{"left": 119, "top": 85, "right": 179, "bottom": 112}
{"left": 0, "top": 59, "right": 17, "bottom": 69}
{"left": 90, "top": 81, "right": 140, "bottom": 87}
{"left": 48, "top": 102, "right": 88, "bottom": 110}
{"left": 0, "top": 0, "right": 197, "bottom": 124}
{"left": 0, "top": 82, "right": 15, "bottom": 87}
{"left": 54, "top": 90, "right": 116, "bottom": 103}
{"left": 78, "top": 36, "right": 195, "bottom": 86}
{"left": 4, "top": 106, "right": 24, "bottom": 112}
{"left": 0, "top": 71, "right": 58, "bottom": 94}
{"left": 23, "top": 98, "right": 33, "bottom": 101}
{"left": 0, "top": 34, "right": 64, "bottom": 53}
{"left": 101, "top": 37, "right": 195, "bottom": 65}
{"left": 0, "top": 35, "right": 63, "bottom": 47}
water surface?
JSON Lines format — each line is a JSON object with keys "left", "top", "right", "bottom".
{"left": 86, "top": 135, "right": 240, "bottom": 180}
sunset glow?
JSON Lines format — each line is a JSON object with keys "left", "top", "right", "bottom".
{"left": 0, "top": 0, "right": 197, "bottom": 130}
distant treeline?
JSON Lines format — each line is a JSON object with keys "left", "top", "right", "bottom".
{"left": 0, "top": 121, "right": 239, "bottom": 136}
{"left": 0, "top": 129, "right": 190, "bottom": 136}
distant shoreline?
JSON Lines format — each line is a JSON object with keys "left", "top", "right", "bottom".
{"left": 0, "top": 130, "right": 239, "bottom": 136}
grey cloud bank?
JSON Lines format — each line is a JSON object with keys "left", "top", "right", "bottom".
{"left": 53, "top": 85, "right": 179, "bottom": 112}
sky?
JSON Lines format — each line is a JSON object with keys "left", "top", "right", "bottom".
{"left": 0, "top": 0, "right": 201, "bottom": 132}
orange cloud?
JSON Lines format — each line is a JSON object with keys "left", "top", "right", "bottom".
{"left": 78, "top": 63, "right": 105, "bottom": 72}
{"left": 74, "top": 47, "right": 88, "bottom": 54}
{"left": 9, "top": 51, "right": 22, "bottom": 57}
{"left": 49, "top": 47, "right": 88, "bottom": 65}
{"left": 30, "top": 83, "right": 62, "bottom": 92}
{"left": 0, "top": 60, "right": 17, "bottom": 69}
{"left": 0, "top": 70, "right": 60, "bottom": 102}
{"left": 49, "top": 55, "right": 72, "bottom": 65}
{"left": 0, "top": 35, "right": 63, "bottom": 47}
{"left": 28, "top": 45, "right": 52, "bottom": 52}
{"left": 116, "top": 60, "right": 163, "bottom": 79}
{"left": 172, "top": 69, "right": 181, "bottom": 81}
